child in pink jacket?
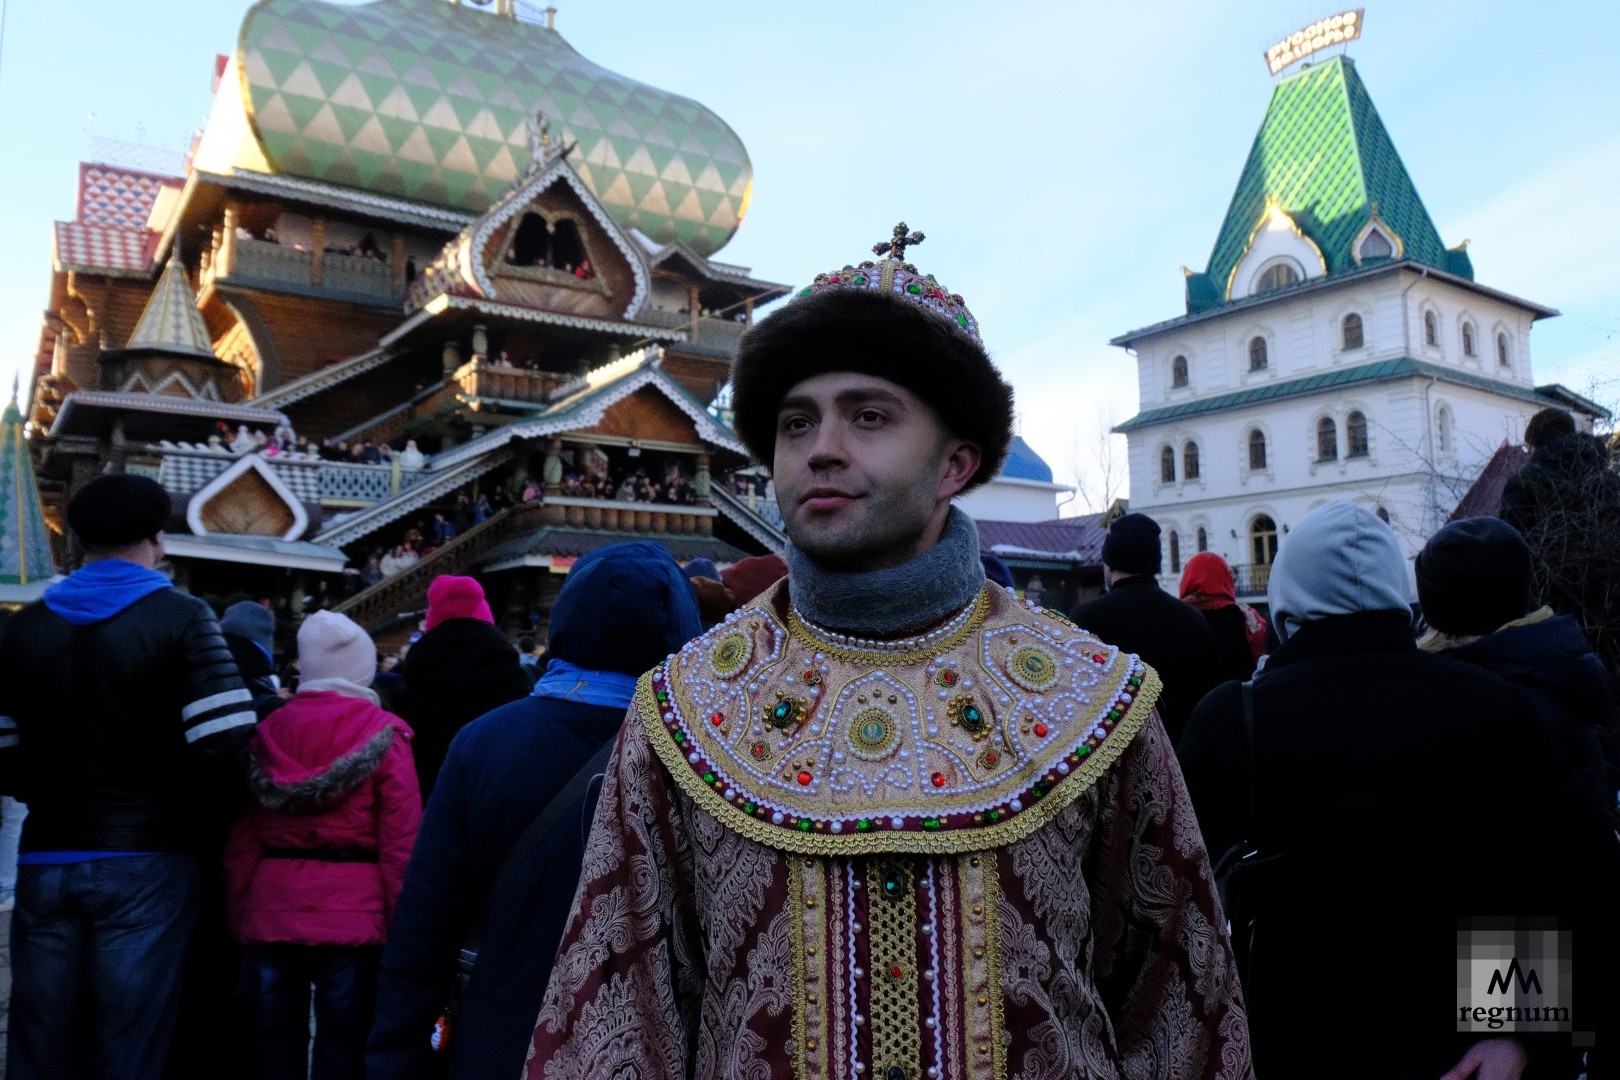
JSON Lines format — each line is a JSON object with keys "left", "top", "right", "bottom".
{"left": 224, "top": 610, "right": 422, "bottom": 1080}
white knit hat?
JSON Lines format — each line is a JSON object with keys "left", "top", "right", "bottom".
{"left": 296, "top": 611, "right": 377, "bottom": 688}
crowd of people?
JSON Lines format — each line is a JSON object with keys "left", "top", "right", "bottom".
{"left": 2, "top": 226, "right": 1618, "bottom": 1080}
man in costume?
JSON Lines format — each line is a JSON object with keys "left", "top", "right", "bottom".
{"left": 526, "top": 226, "right": 1253, "bottom": 1079}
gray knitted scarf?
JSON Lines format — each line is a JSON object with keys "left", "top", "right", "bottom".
{"left": 786, "top": 507, "right": 986, "bottom": 636}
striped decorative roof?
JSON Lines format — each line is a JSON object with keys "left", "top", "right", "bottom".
{"left": 0, "top": 395, "right": 54, "bottom": 585}
{"left": 237, "top": 0, "right": 753, "bottom": 255}
{"left": 54, "top": 221, "right": 157, "bottom": 274}
{"left": 124, "top": 254, "right": 216, "bottom": 359}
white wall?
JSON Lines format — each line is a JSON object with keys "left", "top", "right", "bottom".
{"left": 956, "top": 477, "right": 1070, "bottom": 524}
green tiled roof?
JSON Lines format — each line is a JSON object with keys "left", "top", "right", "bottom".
{"left": 1186, "top": 57, "right": 1465, "bottom": 314}
{"left": 0, "top": 398, "right": 53, "bottom": 585}
{"left": 1115, "top": 358, "right": 1562, "bottom": 432}
{"left": 239, "top": 0, "right": 752, "bottom": 255}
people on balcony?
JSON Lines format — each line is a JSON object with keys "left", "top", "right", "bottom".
{"left": 398, "top": 440, "right": 425, "bottom": 470}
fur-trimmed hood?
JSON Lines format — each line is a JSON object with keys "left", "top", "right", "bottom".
{"left": 247, "top": 691, "right": 412, "bottom": 812}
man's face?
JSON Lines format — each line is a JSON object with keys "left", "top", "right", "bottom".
{"left": 772, "top": 372, "right": 980, "bottom": 572}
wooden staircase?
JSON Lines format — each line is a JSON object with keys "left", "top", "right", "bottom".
{"left": 331, "top": 500, "right": 542, "bottom": 631}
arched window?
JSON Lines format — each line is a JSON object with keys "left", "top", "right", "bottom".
{"left": 1462, "top": 323, "right": 1476, "bottom": 356}
{"left": 1171, "top": 354, "right": 1189, "bottom": 388}
{"left": 1497, "top": 332, "right": 1511, "bottom": 366}
{"left": 1347, "top": 410, "right": 1370, "bottom": 457}
{"left": 1247, "top": 428, "right": 1268, "bottom": 471}
{"left": 1358, "top": 227, "right": 1394, "bottom": 260}
{"left": 1316, "top": 416, "right": 1338, "bottom": 462}
{"left": 1342, "top": 312, "right": 1364, "bottom": 350}
{"left": 1424, "top": 310, "right": 1439, "bottom": 347}
{"left": 1169, "top": 531, "right": 1182, "bottom": 574}
{"left": 1196, "top": 526, "right": 1209, "bottom": 553}
{"left": 1250, "top": 515, "right": 1280, "bottom": 584}
{"left": 1248, "top": 336, "right": 1269, "bottom": 372}
{"left": 550, "top": 218, "right": 587, "bottom": 271}
{"left": 1159, "top": 445, "right": 1176, "bottom": 485}
{"left": 1437, "top": 405, "right": 1453, "bottom": 454}
{"left": 1256, "top": 262, "right": 1300, "bottom": 294}
{"left": 508, "top": 212, "right": 550, "bottom": 267}
{"left": 1183, "top": 441, "right": 1201, "bottom": 480}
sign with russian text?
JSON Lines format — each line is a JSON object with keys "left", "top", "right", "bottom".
{"left": 1265, "top": 10, "right": 1364, "bottom": 75}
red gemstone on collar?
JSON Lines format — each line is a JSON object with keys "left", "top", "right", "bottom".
{"left": 710, "top": 712, "right": 725, "bottom": 726}
{"left": 1033, "top": 723, "right": 1049, "bottom": 738}
{"left": 931, "top": 772, "right": 946, "bottom": 787}
{"left": 796, "top": 771, "right": 812, "bottom": 786}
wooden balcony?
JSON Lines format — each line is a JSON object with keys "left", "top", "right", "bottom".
{"left": 535, "top": 495, "right": 715, "bottom": 535}
{"left": 454, "top": 361, "right": 577, "bottom": 405}
{"left": 204, "top": 238, "right": 401, "bottom": 305}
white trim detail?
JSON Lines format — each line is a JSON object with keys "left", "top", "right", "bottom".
{"left": 185, "top": 454, "right": 310, "bottom": 541}
{"left": 182, "top": 688, "right": 253, "bottom": 722}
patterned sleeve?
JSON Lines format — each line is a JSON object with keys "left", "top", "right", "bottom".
{"left": 525, "top": 714, "right": 706, "bottom": 1080}
{"left": 1087, "top": 712, "right": 1255, "bottom": 1080}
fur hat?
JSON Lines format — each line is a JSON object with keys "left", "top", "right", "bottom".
{"left": 297, "top": 611, "right": 376, "bottom": 687}
{"left": 423, "top": 575, "right": 494, "bottom": 631}
{"left": 730, "top": 226, "right": 1014, "bottom": 492}
{"left": 221, "top": 600, "right": 276, "bottom": 657}
{"left": 1415, "top": 517, "right": 1536, "bottom": 636}
{"left": 1101, "top": 513, "right": 1163, "bottom": 575}
{"left": 67, "top": 473, "right": 172, "bottom": 547}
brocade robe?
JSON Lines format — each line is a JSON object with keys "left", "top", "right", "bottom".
{"left": 526, "top": 581, "right": 1253, "bottom": 1079}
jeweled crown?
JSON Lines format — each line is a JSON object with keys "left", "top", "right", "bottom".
{"left": 794, "top": 223, "right": 982, "bottom": 346}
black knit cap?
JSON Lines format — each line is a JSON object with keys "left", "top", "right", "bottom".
{"left": 1415, "top": 517, "right": 1536, "bottom": 636}
{"left": 1101, "top": 512, "right": 1162, "bottom": 575}
{"left": 67, "top": 473, "right": 172, "bottom": 547}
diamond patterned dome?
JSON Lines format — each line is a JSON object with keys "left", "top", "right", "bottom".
{"left": 239, "top": 0, "right": 754, "bottom": 255}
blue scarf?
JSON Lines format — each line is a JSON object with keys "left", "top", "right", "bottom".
{"left": 44, "top": 559, "right": 172, "bottom": 626}
{"left": 531, "top": 658, "right": 638, "bottom": 710}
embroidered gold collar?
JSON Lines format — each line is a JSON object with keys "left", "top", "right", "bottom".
{"left": 638, "top": 581, "right": 1161, "bottom": 856}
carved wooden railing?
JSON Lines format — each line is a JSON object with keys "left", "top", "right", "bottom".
{"left": 453, "top": 360, "right": 577, "bottom": 405}
{"left": 332, "top": 501, "right": 543, "bottom": 630}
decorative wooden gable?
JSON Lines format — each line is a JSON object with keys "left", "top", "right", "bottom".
{"left": 185, "top": 455, "right": 309, "bottom": 540}
{"left": 584, "top": 384, "right": 708, "bottom": 446}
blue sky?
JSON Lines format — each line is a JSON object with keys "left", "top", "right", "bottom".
{"left": 3, "top": 1, "right": 1617, "bottom": 511}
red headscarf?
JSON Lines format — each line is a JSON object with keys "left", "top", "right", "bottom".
{"left": 1178, "top": 552, "right": 1236, "bottom": 610}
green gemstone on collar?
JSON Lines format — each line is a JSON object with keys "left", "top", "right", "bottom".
{"left": 883, "top": 869, "right": 903, "bottom": 897}
{"left": 743, "top": 801, "right": 755, "bottom": 812}
{"left": 798, "top": 819, "right": 812, "bottom": 831}
{"left": 1032, "top": 784, "right": 1047, "bottom": 798}
{"left": 656, "top": 690, "right": 668, "bottom": 702}
{"left": 774, "top": 701, "right": 793, "bottom": 721}
{"left": 986, "top": 809, "right": 1000, "bottom": 822}
{"left": 1108, "top": 709, "right": 1121, "bottom": 720}
{"left": 703, "top": 771, "right": 716, "bottom": 784}
{"left": 856, "top": 819, "right": 873, "bottom": 832}
{"left": 672, "top": 730, "right": 685, "bottom": 743}
{"left": 1129, "top": 676, "right": 1142, "bottom": 687}
{"left": 963, "top": 705, "right": 982, "bottom": 725}
{"left": 1076, "top": 745, "right": 1091, "bottom": 757}
{"left": 922, "top": 818, "right": 941, "bottom": 830}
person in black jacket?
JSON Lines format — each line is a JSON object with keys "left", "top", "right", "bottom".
{"left": 367, "top": 541, "right": 701, "bottom": 1080}
{"left": 1416, "top": 516, "right": 1620, "bottom": 816}
{"left": 1177, "top": 501, "right": 1620, "bottom": 1080}
{"left": 0, "top": 474, "right": 256, "bottom": 1080}
{"left": 389, "top": 575, "right": 532, "bottom": 800}
{"left": 220, "top": 599, "right": 286, "bottom": 721}
{"left": 1069, "top": 512, "right": 1219, "bottom": 744}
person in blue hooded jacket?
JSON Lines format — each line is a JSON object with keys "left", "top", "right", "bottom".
{"left": 0, "top": 474, "right": 255, "bottom": 1080}
{"left": 366, "top": 541, "right": 701, "bottom": 1080}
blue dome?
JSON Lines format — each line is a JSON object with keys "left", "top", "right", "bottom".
{"left": 1000, "top": 436, "right": 1054, "bottom": 484}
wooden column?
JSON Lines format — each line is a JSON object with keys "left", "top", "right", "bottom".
{"left": 744, "top": 296, "right": 755, "bottom": 325}
{"left": 391, "top": 233, "right": 407, "bottom": 291}
{"left": 220, "top": 206, "right": 240, "bottom": 277}
{"left": 688, "top": 284, "right": 701, "bottom": 339}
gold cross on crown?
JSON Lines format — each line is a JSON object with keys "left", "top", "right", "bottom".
{"left": 873, "top": 222, "right": 925, "bottom": 263}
